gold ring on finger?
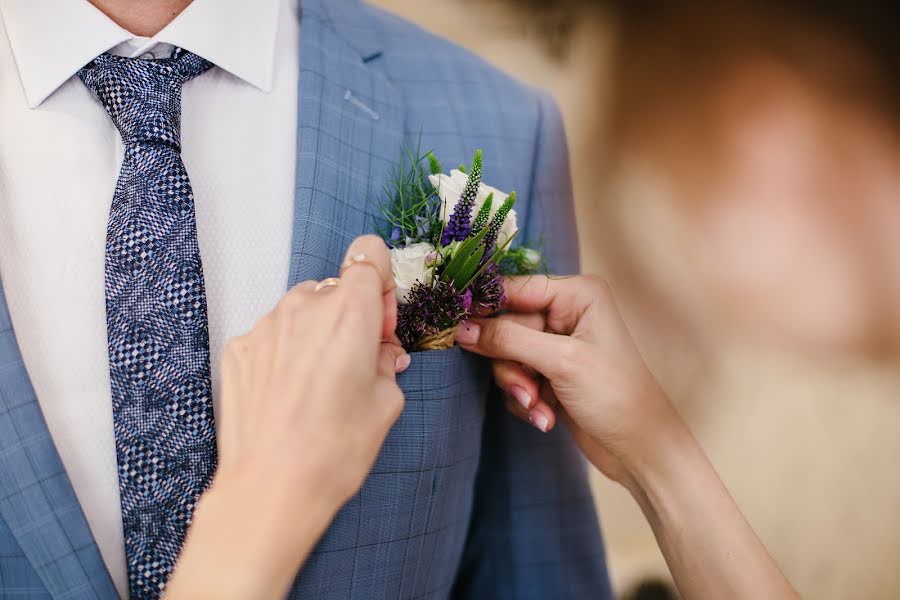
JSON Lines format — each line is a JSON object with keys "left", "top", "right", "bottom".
{"left": 314, "top": 277, "right": 341, "bottom": 292}
{"left": 340, "top": 253, "right": 385, "bottom": 280}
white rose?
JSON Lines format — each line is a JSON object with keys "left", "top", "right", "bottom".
{"left": 391, "top": 242, "right": 435, "bottom": 303}
{"left": 429, "top": 170, "right": 519, "bottom": 249}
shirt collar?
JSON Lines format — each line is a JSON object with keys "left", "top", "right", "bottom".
{"left": 1, "top": 0, "right": 284, "bottom": 108}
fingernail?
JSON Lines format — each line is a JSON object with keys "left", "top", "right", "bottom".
{"left": 510, "top": 385, "right": 532, "bottom": 410}
{"left": 395, "top": 353, "right": 411, "bottom": 373}
{"left": 529, "top": 410, "right": 549, "bottom": 433}
{"left": 455, "top": 321, "right": 480, "bottom": 345}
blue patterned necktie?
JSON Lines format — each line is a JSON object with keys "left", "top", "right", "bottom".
{"left": 79, "top": 49, "right": 216, "bottom": 600}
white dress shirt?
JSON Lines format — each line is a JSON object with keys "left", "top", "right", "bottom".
{"left": 0, "top": 0, "right": 299, "bottom": 596}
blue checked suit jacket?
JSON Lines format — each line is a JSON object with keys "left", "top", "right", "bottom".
{"left": 0, "top": 1, "right": 613, "bottom": 598}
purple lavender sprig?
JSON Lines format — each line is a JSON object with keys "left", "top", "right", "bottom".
{"left": 396, "top": 280, "right": 469, "bottom": 351}
{"left": 441, "top": 150, "right": 483, "bottom": 245}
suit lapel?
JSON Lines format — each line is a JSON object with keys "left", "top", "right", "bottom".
{"left": 289, "top": 0, "right": 405, "bottom": 286}
{"left": 0, "top": 280, "right": 117, "bottom": 599}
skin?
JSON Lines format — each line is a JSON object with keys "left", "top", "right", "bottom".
{"left": 165, "top": 236, "right": 410, "bottom": 599}
{"left": 87, "top": 0, "right": 193, "bottom": 37}
{"left": 454, "top": 275, "right": 799, "bottom": 600}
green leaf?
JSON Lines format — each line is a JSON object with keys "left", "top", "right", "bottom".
{"left": 453, "top": 245, "right": 486, "bottom": 290}
{"left": 461, "top": 230, "right": 519, "bottom": 290}
{"left": 443, "top": 227, "right": 489, "bottom": 281}
{"left": 456, "top": 225, "right": 490, "bottom": 262}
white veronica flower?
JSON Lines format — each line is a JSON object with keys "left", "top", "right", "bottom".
{"left": 391, "top": 242, "right": 436, "bottom": 303}
{"left": 429, "top": 170, "right": 518, "bottom": 249}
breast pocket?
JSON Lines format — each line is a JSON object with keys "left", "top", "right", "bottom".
{"left": 390, "top": 346, "right": 490, "bottom": 478}
{"left": 305, "top": 346, "right": 491, "bottom": 564}
{"left": 373, "top": 346, "right": 493, "bottom": 591}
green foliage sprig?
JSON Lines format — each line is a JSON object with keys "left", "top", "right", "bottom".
{"left": 377, "top": 138, "right": 442, "bottom": 247}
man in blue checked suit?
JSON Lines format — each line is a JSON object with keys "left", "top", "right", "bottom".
{"left": 0, "top": 0, "right": 613, "bottom": 597}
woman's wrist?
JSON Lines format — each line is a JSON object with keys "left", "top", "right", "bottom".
{"left": 618, "top": 400, "right": 729, "bottom": 541}
{"left": 166, "top": 469, "right": 338, "bottom": 599}
{"left": 204, "top": 467, "right": 339, "bottom": 565}
{"left": 612, "top": 399, "right": 800, "bottom": 600}
{"left": 618, "top": 397, "right": 700, "bottom": 503}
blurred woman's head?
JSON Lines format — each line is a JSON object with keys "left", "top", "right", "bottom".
{"left": 591, "top": 0, "right": 900, "bottom": 357}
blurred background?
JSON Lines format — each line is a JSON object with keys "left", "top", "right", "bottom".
{"left": 370, "top": 1, "right": 900, "bottom": 598}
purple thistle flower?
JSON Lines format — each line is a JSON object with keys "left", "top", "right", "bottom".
{"left": 396, "top": 280, "right": 469, "bottom": 351}
{"left": 441, "top": 150, "right": 483, "bottom": 245}
{"left": 461, "top": 288, "right": 473, "bottom": 312}
{"left": 471, "top": 263, "right": 506, "bottom": 314}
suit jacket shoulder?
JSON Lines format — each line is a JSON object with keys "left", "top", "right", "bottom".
{"left": 367, "top": 3, "right": 543, "bottom": 102}
{"left": 316, "top": 0, "right": 550, "bottom": 169}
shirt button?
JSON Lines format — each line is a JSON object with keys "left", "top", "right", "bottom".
{"left": 139, "top": 52, "right": 155, "bottom": 60}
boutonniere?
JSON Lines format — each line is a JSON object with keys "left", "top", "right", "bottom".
{"left": 379, "top": 147, "right": 544, "bottom": 352}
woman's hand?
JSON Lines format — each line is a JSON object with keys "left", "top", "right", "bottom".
{"left": 166, "top": 235, "right": 408, "bottom": 600}
{"left": 455, "top": 275, "right": 799, "bottom": 600}
{"left": 455, "top": 275, "right": 676, "bottom": 485}
{"left": 214, "top": 235, "right": 406, "bottom": 510}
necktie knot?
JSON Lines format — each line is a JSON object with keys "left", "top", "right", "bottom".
{"left": 79, "top": 48, "right": 211, "bottom": 150}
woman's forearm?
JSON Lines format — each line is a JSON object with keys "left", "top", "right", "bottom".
{"left": 623, "top": 414, "right": 799, "bottom": 600}
{"left": 453, "top": 275, "right": 798, "bottom": 598}
{"left": 164, "top": 474, "right": 338, "bottom": 600}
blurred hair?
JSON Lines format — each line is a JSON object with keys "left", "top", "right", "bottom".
{"left": 512, "top": 0, "right": 899, "bottom": 113}
{"left": 579, "top": 1, "right": 900, "bottom": 116}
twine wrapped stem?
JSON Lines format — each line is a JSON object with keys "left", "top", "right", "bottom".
{"left": 415, "top": 325, "right": 459, "bottom": 351}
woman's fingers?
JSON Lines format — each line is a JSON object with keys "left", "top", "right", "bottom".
{"left": 527, "top": 401, "right": 556, "bottom": 433}
{"left": 267, "top": 280, "right": 331, "bottom": 379}
{"left": 340, "top": 235, "right": 393, "bottom": 295}
{"left": 492, "top": 359, "right": 559, "bottom": 432}
{"left": 498, "top": 310, "right": 547, "bottom": 334}
{"left": 501, "top": 390, "right": 556, "bottom": 433}
{"left": 216, "top": 335, "right": 249, "bottom": 467}
{"left": 492, "top": 360, "right": 538, "bottom": 410}
{"left": 339, "top": 235, "right": 397, "bottom": 340}
{"left": 485, "top": 310, "right": 559, "bottom": 430}
{"left": 370, "top": 376, "right": 405, "bottom": 439}
{"left": 378, "top": 340, "right": 410, "bottom": 378}
{"left": 504, "top": 396, "right": 529, "bottom": 423}
{"left": 502, "top": 275, "right": 607, "bottom": 336}
{"left": 455, "top": 315, "right": 578, "bottom": 380}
